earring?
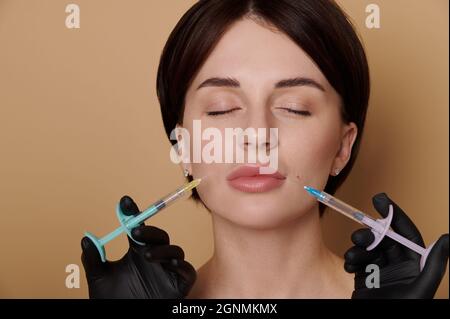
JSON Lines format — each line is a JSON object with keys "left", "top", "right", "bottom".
{"left": 334, "top": 168, "right": 340, "bottom": 176}
{"left": 183, "top": 169, "right": 190, "bottom": 177}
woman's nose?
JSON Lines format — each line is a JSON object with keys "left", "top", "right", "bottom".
{"left": 238, "top": 112, "right": 278, "bottom": 152}
{"left": 239, "top": 128, "right": 278, "bottom": 152}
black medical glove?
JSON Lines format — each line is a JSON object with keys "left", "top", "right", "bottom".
{"left": 81, "top": 195, "right": 197, "bottom": 299}
{"left": 344, "top": 192, "right": 449, "bottom": 299}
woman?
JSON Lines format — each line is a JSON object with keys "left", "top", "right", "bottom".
{"left": 81, "top": 0, "right": 448, "bottom": 298}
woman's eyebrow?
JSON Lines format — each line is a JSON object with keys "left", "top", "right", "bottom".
{"left": 196, "top": 77, "right": 240, "bottom": 90}
{"left": 196, "top": 76, "right": 325, "bottom": 92}
{"left": 274, "top": 77, "right": 325, "bottom": 92}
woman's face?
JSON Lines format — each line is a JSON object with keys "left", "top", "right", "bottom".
{"left": 181, "top": 18, "right": 357, "bottom": 229}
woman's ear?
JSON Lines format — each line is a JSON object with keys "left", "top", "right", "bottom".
{"left": 331, "top": 122, "right": 358, "bottom": 176}
{"left": 174, "top": 124, "right": 193, "bottom": 176}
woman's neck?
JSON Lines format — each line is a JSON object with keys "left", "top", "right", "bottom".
{"left": 188, "top": 207, "right": 353, "bottom": 298}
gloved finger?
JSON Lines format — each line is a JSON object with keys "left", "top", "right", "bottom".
{"left": 411, "top": 234, "right": 449, "bottom": 298}
{"left": 81, "top": 236, "right": 105, "bottom": 279}
{"left": 120, "top": 195, "right": 141, "bottom": 216}
{"left": 344, "top": 262, "right": 364, "bottom": 273}
{"left": 347, "top": 229, "right": 380, "bottom": 274}
{"left": 351, "top": 226, "right": 403, "bottom": 264}
{"left": 344, "top": 246, "right": 380, "bottom": 266}
{"left": 372, "top": 193, "right": 424, "bottom": 245}
{"left": 118, "top": 196, "right": 151, "bottom": 248}
{"left": 351, "top": 228, "right": 375, "bottom": 248}
{"left": 131, "top": 225, "right": 170, "bottom": 246}
{"left": 379, "top": 240, "right": 405, "bottom": 264}
{"left": 163, "top": 259, "right": 197, "bottom": 297}
{"left": 370, "top": 254, "right": 388, "bottom": 269}
{"left": 344, "top": 246, "right": 381, "bottom": 273}
{"left": 143, "top": 244, "right": 185, "bottom": 262}
{"left": 352, "top": 227, "right": 398, "bottom": 252}
{"left": 350, "top": 254, "right": 388, "bottom": 274}
{"left": 372, "top": 193, "right": 424, "bottom": 260}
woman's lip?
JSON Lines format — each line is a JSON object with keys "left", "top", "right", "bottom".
{"left": 226, "top": 165, "right": 286, "bottom": 193}
{"left": 226, "top": 165, "right": 286, "bottom": 181}
{"left": 227, "top": 176, "right": 285, "bottom": 193}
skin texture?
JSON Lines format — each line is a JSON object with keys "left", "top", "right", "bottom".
{"left": 176, "top": 18, "right": 358, "bottom": 298}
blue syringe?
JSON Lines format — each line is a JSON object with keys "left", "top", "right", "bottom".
{"left": 85, "top": 179, "right": 201, "bottom": 262}
{"left": 304, "top": 186, "right": 435, "bottom": 271}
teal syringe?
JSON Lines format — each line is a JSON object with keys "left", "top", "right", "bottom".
{"left": 85, "top": 179, "right": 201, "bottom": 262}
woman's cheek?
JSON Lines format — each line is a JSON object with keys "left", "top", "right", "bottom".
{"left": 188, "top": 124, "right": 230, "bottom": 194}
{"left": 280, "top": 124, "right": 340, "bottom": 181}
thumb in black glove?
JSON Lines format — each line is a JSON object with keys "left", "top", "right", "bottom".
{"left": 344, "top": 193, "right": 449, "bottom": 299}
{"left": 81, "top": 195, "right": 197, "bottom": 299}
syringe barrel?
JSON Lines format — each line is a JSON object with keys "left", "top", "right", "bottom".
{"left": 99, "top": 227, "right": 123, "bottom": 245}
{"left": 126, "top": 186, "right": 190, "bottom": 228}
{"left": 159, "top": 186, "right": 188, "bottom": 207}
{"left": 320, "top": 195, "right": 366, "bottom": 225}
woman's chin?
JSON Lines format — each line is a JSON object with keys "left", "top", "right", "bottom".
{"left": 199, "top": 188, "right": 312, "bottom": 229}
{"left": 223, "top": 211, "right": 299, "bottom": 230}
{"left": 214, "top": 202, "right": 307, "bottom": 230}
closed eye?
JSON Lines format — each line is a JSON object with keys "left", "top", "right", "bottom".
{"left": 206, "top": 107, "right": 241, "bottom": 116}
{"left": 277, "top": 107, "right": 311, "bottom": 116}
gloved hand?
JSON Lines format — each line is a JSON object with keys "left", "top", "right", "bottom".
{"left": 81, "top": 195, "right": 197, "bottom": 299}
{"left": 344, "top": 193, "right": 449, "bottom": 299}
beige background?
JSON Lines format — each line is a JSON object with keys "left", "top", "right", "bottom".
{"left": 0, "top": 0, "right": 448, "bottom": 298}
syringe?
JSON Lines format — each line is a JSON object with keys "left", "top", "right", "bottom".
{"left": 304, "top": 186, "right": 435, "bottom": 271}
{"left": 85, "top": 179, "right": 201, "bottom": 262}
